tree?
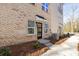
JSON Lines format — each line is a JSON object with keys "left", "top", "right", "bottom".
{"left": 71, "top": 4, "right": 78, "bottom": 33}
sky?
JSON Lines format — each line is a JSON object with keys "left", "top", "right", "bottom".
{"left": 63, "top": 3, "right": 79, "bottom": 24}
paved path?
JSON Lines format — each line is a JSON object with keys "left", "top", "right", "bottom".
{"left": 41, "top": 35, "right": 79, "bottom": 56}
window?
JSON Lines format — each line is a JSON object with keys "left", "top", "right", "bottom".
{"left": 28, "top": 20, "right": 35, "bottom": 34}
{"left": 58, "top": 4, "right": 63, "bottom": 14}
{"left": 42, "top": 3, "right": 48, "bottom": 12}
{"left": 44, "top": 22, "right": 48, "bottom": 33}
{"left": 59, "top": 26, "right": 62, "bottom": 35}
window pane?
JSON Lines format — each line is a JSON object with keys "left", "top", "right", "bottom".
{"left": 45, "top": 8, "right": 48, "bottom": 12}
{"left": 44, "top": 28, "right": 48, "bottom": 33}
{"left": 28, "top": 28, "right": 34, "bottom": 34}
{"left": 28, "top": 21, "right": 34, "bottom": 27}
{"left": 42, "top": 3, "right": 48, "bottom": 12}
{"left": 42, "top": 6, "right": 45, "bottom": 11}
{"left": 44, "top": 23, "right": 48, "bottom": 28}
{"left": 42, "top": 3, "right": 45, "bottom": 6}
{"left": 44, "top": 23, "right": 48, "bottom": 33}
{"left": 46, "top": 3, "right": 48, "bottom": 7}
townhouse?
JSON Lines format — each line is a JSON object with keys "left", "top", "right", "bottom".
{"left": 50, "top": 3, "right": 63, "bottom": 39}
{"left": 0, "top": 3, "right": 63, "bottom": 47}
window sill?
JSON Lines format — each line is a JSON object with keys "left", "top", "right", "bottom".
{"left": 27, "top": 34, "right": 36, "bottom": 36}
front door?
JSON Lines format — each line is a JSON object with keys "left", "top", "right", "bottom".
{"left": 36, "top": 22, "right": 42, "bottom": 39}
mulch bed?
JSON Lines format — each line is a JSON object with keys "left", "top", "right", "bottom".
{"left": 54, "top": 38, "right": 68, "bottom": 45}
{"left": 1, "top": 41, "right": 48, "bottom": 56}
{"left": 50, "top": 37, "right": 68, "bottom": 45}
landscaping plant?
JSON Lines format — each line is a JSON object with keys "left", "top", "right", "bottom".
{"left": 33, "top": 41, "right": 40, "bottom": 49}
{"left": 0, "top": 47, "right": 11, "bottom": 56}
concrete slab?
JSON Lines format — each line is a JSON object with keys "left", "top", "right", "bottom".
{"left": 41, "top": 35, "right": 79, "bottom": 56}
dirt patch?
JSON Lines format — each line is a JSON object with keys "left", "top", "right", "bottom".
{"left": 1, "top": 41, "right": 48, "bottom": 56}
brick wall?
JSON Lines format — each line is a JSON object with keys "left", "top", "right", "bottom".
{"left": 0, "top": 3, "right": 51, "bottom": 47}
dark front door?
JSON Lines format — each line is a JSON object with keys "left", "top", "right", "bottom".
{"left": 36, "top": 22, "right": 42, "bottom": 39}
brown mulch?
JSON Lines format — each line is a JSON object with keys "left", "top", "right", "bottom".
{"left": 2, "top": 41, "right": 48, "bottom": 56}
{"left": 54, "top": 38, "right": 68, "bottom": 45}
{"left": 50, "top": 37, "right": 68, "bottom": 45}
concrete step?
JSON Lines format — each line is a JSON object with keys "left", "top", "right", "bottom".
{"left": 45, "top": 43, "right": 53, "bottom": 48}
{"left": 38, "top": 39, "right": 50, "bottom": 44}
{"left": 38, "top": 39, "right": 53, "bottom": 48}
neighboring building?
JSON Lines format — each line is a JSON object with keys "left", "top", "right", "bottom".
{"left": 0, "top": 3, "right": 63, "bottom": 47}
{"left": 50, "top": 3, "right": 63, "bottom": 39}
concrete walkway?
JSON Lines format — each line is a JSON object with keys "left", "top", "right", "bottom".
{"left": 38, "top": 39, "right": 53, "bottom": 48}
{"left": 41, "top": 35, "right": 79, "bottom": 56}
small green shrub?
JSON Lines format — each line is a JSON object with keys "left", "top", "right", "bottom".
{"left": 33, "top": 41, "right": 40, "bottom": 49}
{"left": 67, "top": 33, "right": 70, "bottom": 37}
{"left": 63, "top": 34, "right": 67, "bottom": 38}
{"left": 59, "top": 34, "right": 69, "bottom": 39}
{"left": 59, "top": 34, "right": 66, "bottom": 39}
{"left": 0, "top": 47, "right": 11, "bottom": 56}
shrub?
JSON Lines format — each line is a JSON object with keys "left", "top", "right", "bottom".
{"left": 33, "top": 41, "right": 40, "bottom": 49}
{"left": 59, "top": 34, "right": 68, "bottom": 39}
{"left": 67, "top": 33, "right": 70, "bottom": 37}
{"left": 63, "top": 34, "right": 67, "bottom": 37}
{"left": 59, "top": 34, "right": 65, "bottom": 39}
{"left": 0, "top": 47, "right": 11, "bottom": 56}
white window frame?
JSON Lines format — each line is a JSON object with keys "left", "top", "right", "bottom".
{"left": 42, "top": 3, "right": 48, "bottom": 12}
{"left": 44, "top": 22, "right": 48, "bottom": 33}
{"left": 27, "top": 20, "right": 35, "bottom": 35}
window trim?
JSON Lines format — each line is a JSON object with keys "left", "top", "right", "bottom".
{"left": 44, "top": 21, "right": 48, "bottom": 33}
{"left": 27, "top": 20, "right": 36, "bottom": 35}
{"left": 42, "top": 3, "right": 48, "bottom": 12}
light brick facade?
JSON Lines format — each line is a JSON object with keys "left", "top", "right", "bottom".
{"left": 0, "top": 3, "right": 63, "bottom": 47}
{"left": 0, "top": 3, "right": 51, "bottom": 47}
